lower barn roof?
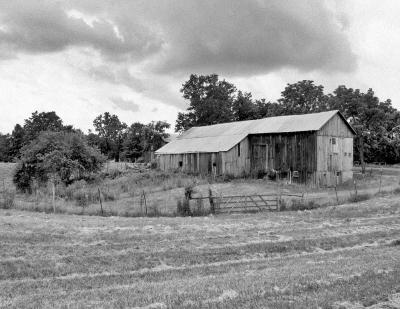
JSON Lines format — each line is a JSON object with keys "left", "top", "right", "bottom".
{"left": 156, "top": 110, "right": 354, "bottom": 154}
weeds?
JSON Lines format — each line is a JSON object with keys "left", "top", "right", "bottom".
{"left": 0, "top": 189, "right": 15, "bottom": 209}
{"left": 348, "top": 193, "right": 371, "bottom": 203}
{"left": 176, "top": 198, "right": 191, "bottom": 216}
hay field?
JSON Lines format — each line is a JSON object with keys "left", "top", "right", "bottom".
{"left": 1, "top": 195, "right": 399, "bottom": 308}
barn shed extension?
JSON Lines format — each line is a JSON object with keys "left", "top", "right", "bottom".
{"left": 156, "top": 110, "right": 355, "bottom": 186}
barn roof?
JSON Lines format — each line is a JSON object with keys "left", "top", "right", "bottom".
{"left": 156, "top": 110, "right": 354, "bottom": 154}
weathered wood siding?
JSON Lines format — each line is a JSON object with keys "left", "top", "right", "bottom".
{"left": 158, "top": 113, "right": 354, "bottom": 187}
{"left": 316, "top": 113, "right": 354, "bottom": 186}
{"left": 221, "top": 137, "right": 250, "bottom": 176}
{"left": 248, "top": 132, "right": 318, "bottom": 184}
{"left": 157, "top": 152, "right": 223, "bottom": 175}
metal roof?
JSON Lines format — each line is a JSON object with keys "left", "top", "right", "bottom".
{"left": 156, "top": 110, "right": 353, "bottom": 154}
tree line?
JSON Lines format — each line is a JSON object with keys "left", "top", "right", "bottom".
{"left": 0, "top": 111, "right": 170, "bottom": 164}
{"left": 1, "top": 74, "right": 400, "bottom": 176}
{"left": 177, "top": 74, "right": 400, "bottom": 170}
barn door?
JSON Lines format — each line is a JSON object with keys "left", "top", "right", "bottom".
{"left": 251, "top": 144, "right": 267, "bottom": 173}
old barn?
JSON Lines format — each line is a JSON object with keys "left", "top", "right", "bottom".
{"left": 156, "top": 110, "right": 355, "bottom": 186}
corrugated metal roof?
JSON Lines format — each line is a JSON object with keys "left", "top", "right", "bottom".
{"left": 156, "top": 110, "right": 351, "bottom": 154}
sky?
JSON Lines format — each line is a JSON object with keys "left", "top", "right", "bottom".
{"left": 0, "top": 0, "right": 399, "bottom": 134}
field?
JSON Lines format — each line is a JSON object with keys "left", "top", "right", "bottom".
{"left": 1, "top": 195, "right": 400, "bottom": 308}
{"left": 1, "top": 162, "right": 400, "bottom": 308}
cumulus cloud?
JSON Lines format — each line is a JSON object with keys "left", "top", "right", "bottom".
{"left": 0, "top": 0, "right": 356, "bottom": 76}
{"left": 110, "top": 97, "right": 140, "bottom": 112}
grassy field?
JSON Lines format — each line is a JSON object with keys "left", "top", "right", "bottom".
{"left": 0, "top": 195, "right": 399, "bottom": 308}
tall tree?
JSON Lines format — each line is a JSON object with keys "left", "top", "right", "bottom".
{"left": 23, "top": 111, "right": 64, "bottom": 144}
{"left": 327, "top": 86, "right": 399, "bottom": 172}
{"left": 278, "top": 80, "right": 328, "bottom": 115}
{"left": 8, "top": 124, "right": 25, "bottom": 159}
{"left": 122, "top": 121, "right": 170, "bottom": 161}
{"left": 93, "top": 112, "right": 127, "bottom": 161}
{"left": 0, "top": 133, "right": 11, "bottom": 162}
{"left": 232, "top": 91, "right": 256, "bottom": 121}
{"left": 176, "top": 74, "right": 236, "bottom": 132}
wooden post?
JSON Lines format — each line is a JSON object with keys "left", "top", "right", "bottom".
{"left": 52, "top": 180, "right": 56, "bottom": 213}
{"left": 98, "top": 188, "right": 104, "bottom": 216}
{"left": 353, "top": 179, "right": 358, "bottom": 202}
{"left": 142, "top": 190, "right": 147, "bottom": 216}
{"left": 334, "top": 185, "right": 339, "bottom": 205}
{"left": 378, "top": 167, "right": 383, "bottom": 194}
{"left": 208, "top": 188, "right": 215, "bottom": 214}
{"left": 335, "top": 176, "right": 339, "bottom": 205}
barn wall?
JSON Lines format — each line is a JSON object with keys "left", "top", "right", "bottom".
{"left": 157, "top": 152, "right": 223, "bottom": 175}
{"left": 316, "top": 113, "right": 354, "bottom": 186}
{"left": 248, "top": 132, "right": 318, "bottom": 184}
{"left": 221, "top": 137, "right": 250, "bottom": 176}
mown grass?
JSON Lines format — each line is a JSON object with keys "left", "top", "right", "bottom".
{"left": 0, "top": 194, "right": 399, "bottom": 308}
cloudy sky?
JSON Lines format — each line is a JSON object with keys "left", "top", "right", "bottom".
{"left": 0, "top": 0, "right": 399, "bottom": 133}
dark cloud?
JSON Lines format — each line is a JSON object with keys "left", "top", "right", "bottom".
{"left": 0, "top": 1, "right": 162, "bottom": 61}
{"left": 146, "top": 0, "right": 357, "bottom": 75}
{"left": 0, "top": 0, "right": 357, "bottom": 75}
{"left": 110, "top": 97, "right": 140, "bottom": 112}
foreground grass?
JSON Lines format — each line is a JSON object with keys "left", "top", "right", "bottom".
{"left": 0, "top": 195, "right": 399, "bottom": 308}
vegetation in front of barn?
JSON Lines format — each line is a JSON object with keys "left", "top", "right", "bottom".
{"left": 2, "top": 159, "right": 400, "bottom": 217}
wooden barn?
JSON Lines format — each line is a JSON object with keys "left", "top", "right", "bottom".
{"left": 156, "top": 110, "right": 355, "bottom": 186}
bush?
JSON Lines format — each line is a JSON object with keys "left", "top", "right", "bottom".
{"left": 177, "top": 198, "right": 191, "bottom": 216}
{"left": 13, "top": 131, "right": 105, "bottom": 192}
{"left": 0, "top": 190, "right": 15, "bottom": 209}
{"left": 290, "top": 199, "right": 320, "bottom": 211}
{"left": 348, "top": 193, "right": 371, "bottom": 203}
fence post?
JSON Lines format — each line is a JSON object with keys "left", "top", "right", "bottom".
{"left": 208, "top": 188, "right": 215, "bottom": 214}
{"left": 98, "top": 188, "right": 104, "bottom": 216}
{"left": 353, "top": 179, "right": 358, "bottom": 202}
{"left": 141, "top": 190, "right": 147, "bottom": 216}
{"left": 378, "top": 167, "right": 383, "bottom": 194}
{"left": 52, "top": 181, "right": 56, "bottom": 213}
{"left": 335, "top": 176, "right": 339, "bottom": 205}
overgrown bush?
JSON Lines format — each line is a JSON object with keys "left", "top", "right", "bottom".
{"left": 13, "top": 131, "right": 105, "bottom": 192}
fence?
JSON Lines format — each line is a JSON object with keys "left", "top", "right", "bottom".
{"left": 189, "top": 193, "right": 303, "bottom": 214}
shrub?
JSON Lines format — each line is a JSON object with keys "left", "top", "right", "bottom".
{"left": 291, "top": 199, "right": 320, "bottom": 211}
{"left": 0, "top": 190, "right": 15, "bottom": 209}
{"left": 177, "top": 198, "right": 191, "bottom": 216}
{"left": 191, "top": 198, "right": 211, "bottom": 216}
{"left": 13, "top": 131, "right": 105, "bottom": 192}
{"left": 348, "top": 193, "right": 371, "bottom": 203}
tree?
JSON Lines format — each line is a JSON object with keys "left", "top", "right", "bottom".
{"left": 278, "top": 80, "right": 328, "bottom": 115}
{"left": 232, "top": 91, "right": 256, "bottom": 121}
{"left": 13, "top": 131, "right": 105, "bottom": 192}
{"left": 8, "top": 124, "right": 25, "bottom": 159}
{"left": 23, "top": 111, "right": 64, "bottom": 144}
{"left": 122, "top": 121, "right": 170, "bottom": 161}
{"left": 0, "top": 133, "right": 11, "bottom": 162}
{"left": 93, "top": 112, "right": 127, "bottom": 161}
{"left": 327, "top": 86, "right": 399, "bottom": 172}
{"left": 176, "top": 74, "right": 236, "bottom": 132}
